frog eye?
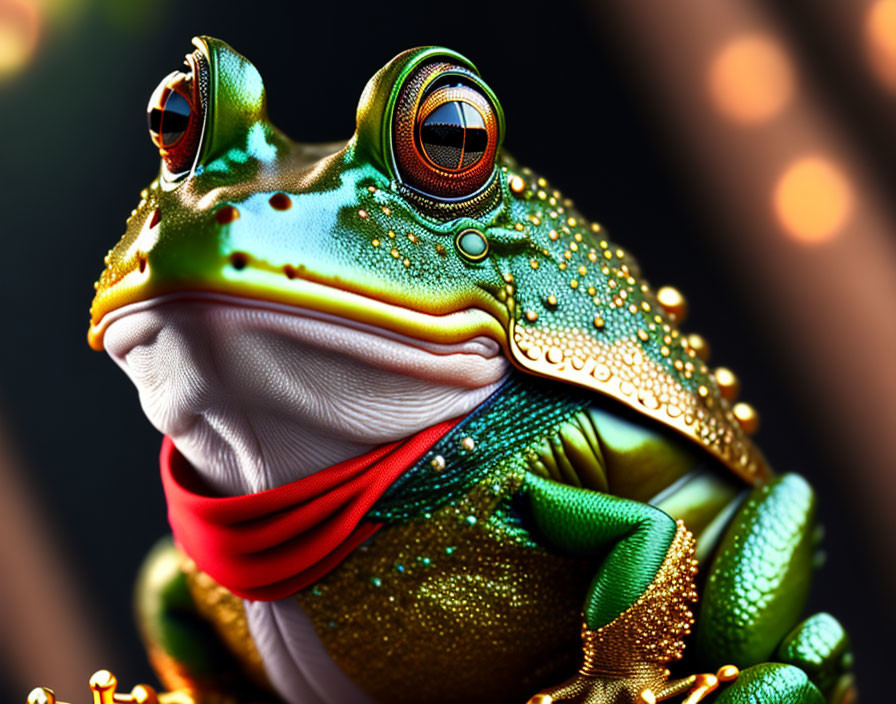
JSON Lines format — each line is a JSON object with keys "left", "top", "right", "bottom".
{"left": 392, "top": 64, "right": 501, "bottom": 200}
{"left": 147, "top": 52, "right": 206, "bottom": 177}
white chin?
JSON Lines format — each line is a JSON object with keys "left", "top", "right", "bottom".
{"left": 103, "top": 295, "right": 509, "bottom": 494}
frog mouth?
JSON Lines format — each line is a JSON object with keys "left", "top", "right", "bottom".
{"left": 88, "top": 263, "right": 508, "bottom": 352}
{"left": 102, "top": 291, "right": 510, "bottom": 390}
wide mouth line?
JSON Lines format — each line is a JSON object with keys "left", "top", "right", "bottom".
{"left": 99, "top": 290, "right": 505, "bottom": 358}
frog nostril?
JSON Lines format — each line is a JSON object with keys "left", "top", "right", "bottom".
{"left": 283, "top": 265, "right": 297, "bottom": 280}
{"left": 229, "top": 252, "right": 248, "bottom": 270}
{"left": 137, "top": 254, "right": 148, "bottom": 273}
{"left": 149, "top": 209, "right": 161, "bottom": 228}
{"left": 269, "top": 193, "right": 292, "bottom": 211}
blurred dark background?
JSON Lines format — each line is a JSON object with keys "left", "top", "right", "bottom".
{"left": 0, "top": 0, "right": 892, "bottom": 701}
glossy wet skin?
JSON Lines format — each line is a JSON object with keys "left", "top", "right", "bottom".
{"left": 89, "top": 38, "right": 515, "bottom": 351}
{"left": 84, "top": 39, "right": 853, "bottom": 704}
{"left": 89, "top": 36, "right": 769, "bottom": 484}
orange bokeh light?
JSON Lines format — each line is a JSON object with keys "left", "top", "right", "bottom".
{"left": 707, "top": 34, "right": 794, "bottom": 125}
{"left": 773, "top": 156, "right": 853, "bottom": 243}
{"left": 0, "top": 0, "right": 39, "bottom": 79}
{"left": 865, "top": 0, "right": 896, "bottom": 93}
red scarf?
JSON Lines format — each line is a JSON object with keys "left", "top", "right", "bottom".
{"left": 160, "top": 418, "right": 461, "bottom": 601}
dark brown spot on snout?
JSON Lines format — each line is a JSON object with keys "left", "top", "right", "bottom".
{"left": 215, "top": 205, "right": 240, "bottom": 224}
{"left": 269, "top": 193, "right": 292, "bottom": 211}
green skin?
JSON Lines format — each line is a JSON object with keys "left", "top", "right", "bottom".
{"left": 94, "top": 38, "right": 854, "bottom": 704}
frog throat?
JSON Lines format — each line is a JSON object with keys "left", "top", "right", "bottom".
{"left": 160, "top": 416, "right": 462, "bottom": 601}
{"left": 104, "top": 294, "right": 508, "bottom": 495}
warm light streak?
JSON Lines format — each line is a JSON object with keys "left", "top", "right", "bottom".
{"left": 866, "top": 0, "right": 896, "bottom": 93}
{"left": 773, "top": 157, "right": 853, "bottom": 243}
{"left": 0, "top": 0, "right": 39, "bottom": 79}
{"left": 707, "top": 34, "right": 794, "bottom": 125}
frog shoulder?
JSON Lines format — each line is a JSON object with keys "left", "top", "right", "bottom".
{"left": 498, "top": 173, "right": 770, "bottom": 485}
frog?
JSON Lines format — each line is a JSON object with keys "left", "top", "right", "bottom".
{"left": 65, "top": 36, "right": 856, "bottom": 704}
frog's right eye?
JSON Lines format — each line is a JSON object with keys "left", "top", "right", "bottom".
{"left": 388, "top": 59, "right": 504, "bottom": 202}
{"left": 147, "top": 52, "right": 206, "bottom": 178}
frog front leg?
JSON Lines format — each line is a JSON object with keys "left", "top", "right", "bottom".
{"left": 522, "top": 473, "right": 711, "bottom": 704}
{"left": 132, "top": 538, "right": 275, "bottom": 704}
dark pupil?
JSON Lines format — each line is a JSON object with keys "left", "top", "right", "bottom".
{"left": 420, "top": 101, "right": 487, "bottom": 171}
{"left": 148, "top": 90, "right": 191, "bottom": 148}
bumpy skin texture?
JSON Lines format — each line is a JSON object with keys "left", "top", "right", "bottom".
{"left": 525, "top": 473, "right": 678, "bottom": 630}
{"left": 292, "top": 373, "right": 713, "bottom": 703}
{"left": 88, "top": 39, "right": 769, "bottom": 487}
{"left": 716, "top": 664, "right": 825, "bottom": 704}
{"left": 697, "top": 475, "right": 817, "bottom": 667}
{"left": 87, "top": 38, "right": 855, "bottom": 704}
{"left": 776, "top": 614, "right": 854, "bottom": 700}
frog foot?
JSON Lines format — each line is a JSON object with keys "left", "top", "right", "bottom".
{"left": 525, "top": 665, "right": 740, "bottom": 704}
{"left": 27, "top": 670, "right": 196, "bottom": 704}
{"left": 528, "top": 522, "right": 713, "bottom": 704}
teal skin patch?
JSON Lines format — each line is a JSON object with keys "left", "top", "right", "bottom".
{"left": 368, "top": 372, "right": 593, "bottom": 522}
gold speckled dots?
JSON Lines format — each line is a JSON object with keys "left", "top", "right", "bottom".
{"left": 509, "top": 316, "right": 766, "bottom": 482}
{"left": 532, "top": 521, "right": 699, "bottom": 703}
{"left": 501, "top": 168, "right": 770, "bottom": 485}
{"left": 512, "top": 325, "right": 751, "bottom": 442}
{"left": 580, "top": 520, "right": 698, "bottom": 676}
{"left": 296, "top": 474, "right": 595, "bottom": 704}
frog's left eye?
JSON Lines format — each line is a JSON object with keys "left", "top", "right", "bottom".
{"left": 392, "top": 64, "right": 501, "bottom": 201}
{"left": 147, "top": 51, "right": 206, "bottom": 178}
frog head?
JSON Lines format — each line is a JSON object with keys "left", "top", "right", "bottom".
{"left": 89, "top": 37, "right": 769, "bottom": 490}
{"left": 89, "top": 37, "right": 521, "bottom": 352}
